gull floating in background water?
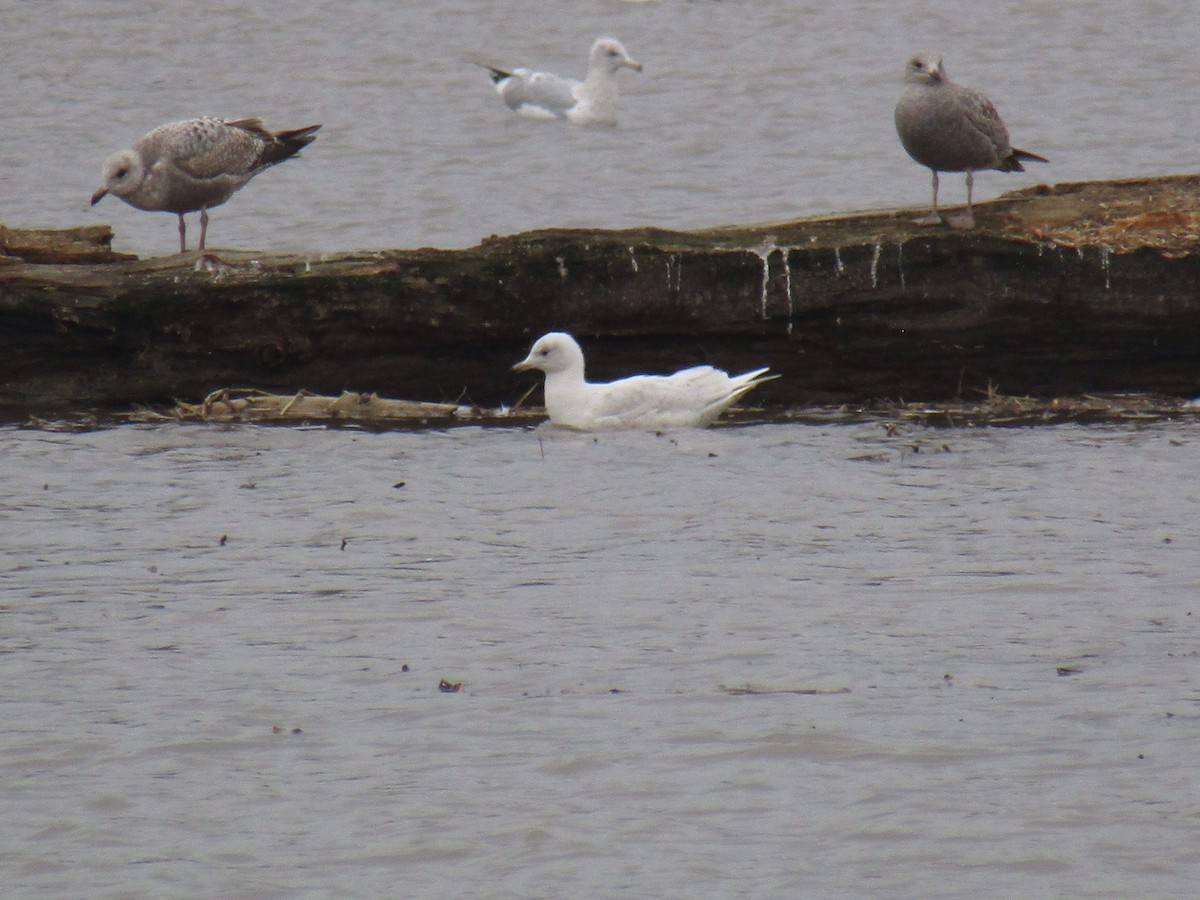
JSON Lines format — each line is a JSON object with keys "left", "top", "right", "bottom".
{"left": 90, "top": 117, "right": 320, "bottom": 253}
{"left": 894, "top": 51, "right": 1047, "bottom": 229}
{"left": 481, "top": 38, "right": 642, "bottom": 126}
{"left": 513, "top": 332, "right": 776, "bottom": 430}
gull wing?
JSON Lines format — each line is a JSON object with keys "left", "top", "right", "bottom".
{"left": 953, "top": 85, "right": 1013, "bottom": 158}
{"left": 588, "top": 366, "right": 770, "bottom": 429}
{"left": 502, "top": 70, "right": 581, "bottom": 117}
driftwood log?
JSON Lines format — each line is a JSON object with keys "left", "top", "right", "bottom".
{"left": 2, "top": 174, "right": 1200, "bottom": 418}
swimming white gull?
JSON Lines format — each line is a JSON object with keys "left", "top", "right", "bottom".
{"left": 513, "top": 332, "right": 776, "bottom": 430}
{"left": 482, "top": 38, "right": 642, "bottom": 126}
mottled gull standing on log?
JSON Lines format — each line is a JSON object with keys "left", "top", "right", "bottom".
{"left": 894, "top": 51, "right": 1047, "bottom": 229}
{"left": 90, "top": 117, "right": 321, "bottom": 253}
{"left": 481, "top": 38, "right": 642, "bottom": 126}
{"left": 513, "top": 332, "right": 776, "bottom": 430}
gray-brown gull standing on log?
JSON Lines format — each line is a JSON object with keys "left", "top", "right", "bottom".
{"left": 513, "top": 332, "right": 776, "bottom": 430}
{"left": 482, "top": 38, "right": 642, "bottom": 126}
{"left": 90, "top": 117, "right": 321, "bottom": 253}
{"left": 894, "top": 51, "right": 1047, "bottom": 229}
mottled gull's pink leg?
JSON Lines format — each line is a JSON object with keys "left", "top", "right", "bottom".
{"left": 177, "top": 214, "right": 187, "bottom": 253}
{"left": 198, "top": 209, "right": 209, "bottom": 251}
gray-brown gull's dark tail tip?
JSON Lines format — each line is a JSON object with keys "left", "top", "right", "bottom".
{"left": 1002, "top": 147, "right": 1050, "bottom": 172}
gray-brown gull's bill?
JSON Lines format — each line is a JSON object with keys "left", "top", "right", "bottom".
{"left": 90, "top": 117, "right": 320, "bottom": 253}
{"left": 481, "top": 38, "right": 641, "bottom": 126}
{"left": 894, "top": 51, "right": 1047, "bottom": 230}
{"left": 513, "top": 332, "right": 776, "bottom": 431}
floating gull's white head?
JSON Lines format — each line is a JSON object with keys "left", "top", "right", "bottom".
{"left": 569, "top": 38, "right": 641, "bottom": 125}
{"left": 589, "top": 38, "right": 642, "bottom": 75}
{"left": 513, "top": 332, "right": 586, "bottom": 378}
{"left": 514, "top": 332, "right": 775, "bottom": 431}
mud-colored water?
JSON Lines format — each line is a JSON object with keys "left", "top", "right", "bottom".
{"left": 2, "top": 420, "right": 1197, "bottom": 897}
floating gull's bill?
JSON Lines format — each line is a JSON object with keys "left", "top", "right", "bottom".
{"left": 513, "top": 332, "right": 776, "bottom": 431}
{"left": 90, "top": 117, "right": 321, "bottom": 254}
{"left": 481, "top": 38, "right": 642, "bottom": 126}
{"left": 894, "top": 51, "right": 1047, "bottom": 230}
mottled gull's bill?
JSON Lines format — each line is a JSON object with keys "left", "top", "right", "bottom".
{"left": 480, "top": 38, "right": 641, "bottom": 127}
{"left": 90, "top": 117, "right": 321, "bottom": 254}
{"left": 512, "top": 332, "right": 776, "bottom": 431}
{"left": 894, "top": 51, "right": 1047, "bottom": 229}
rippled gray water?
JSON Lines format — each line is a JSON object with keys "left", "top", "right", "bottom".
{"left": 2, "top": 420, "right": 1198, "bottom": 897}
{"left": 3, "top": 1, "right": 1197, "bottom": 255}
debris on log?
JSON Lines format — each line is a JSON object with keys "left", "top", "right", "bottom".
{"left": 794, "top": 392, "right": 1200, "bottom": 428}
{"left": 157, "top": 388, "right": 529, "bottom": 425}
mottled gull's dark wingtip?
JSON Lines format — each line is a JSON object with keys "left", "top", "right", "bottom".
{"left": 277, "top": 123, "right": 322, "bottom": 146}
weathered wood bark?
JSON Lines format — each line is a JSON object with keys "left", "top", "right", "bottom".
{"left": 2, "top": 174, "right": 1200, "bottom": 417}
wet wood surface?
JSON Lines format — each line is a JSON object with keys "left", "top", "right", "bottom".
{"left": 3, "top": 174, "right": 1199, "bottom": 416}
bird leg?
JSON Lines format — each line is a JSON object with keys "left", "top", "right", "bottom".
{"left": 192, "top": 208, "right": 229, "bottom": 269}
{"left": 177, "top": 213, "right": 188, "bottom": 253}
{"left": 947, "top": 172, "right": 977, "bottom": 230}
{"left": 912, "top": 170, "right": 944, "bottom": 226}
